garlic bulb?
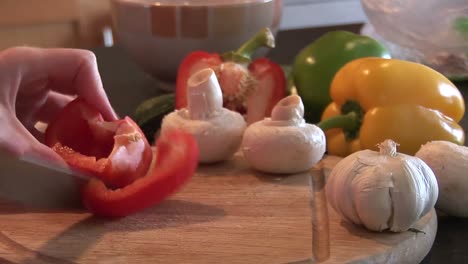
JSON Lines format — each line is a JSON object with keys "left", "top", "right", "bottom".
{"left": 415, "top": 141, "right": 468, "bottom": 218}
{"left": 326, "top": 139, "right": 439, "bottom": 232}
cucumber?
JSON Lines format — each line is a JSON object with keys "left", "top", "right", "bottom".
{"left": 134, "top": 93, "right": 175, "bottom": 143}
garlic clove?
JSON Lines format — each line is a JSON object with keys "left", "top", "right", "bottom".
{"left": 325, "top": 151, "right": 370, "bottom": 225}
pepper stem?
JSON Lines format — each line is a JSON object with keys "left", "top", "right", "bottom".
{"left": 221, "top": 28, "right": 275, "bottom": 63}
{"left": 317, "top": 112, "right": 360, "bottom": 133}
{"left": 377, "top": 139, "right": 399, "bottom": 157}
{"left": 316, "top": 100, "right": 364, "bottom": 140}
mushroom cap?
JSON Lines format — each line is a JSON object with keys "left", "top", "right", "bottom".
{"left": 161, "top": 108, "right": 246, "bottom": 163}
{"left": 241, "top": 120, "right": 326, "bottom": 174}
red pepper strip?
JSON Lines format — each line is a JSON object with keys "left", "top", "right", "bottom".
{"left": 175, "top": 28, "right": 286, "bottom": 123}
{"left": 45, "top": 98, "right": 153, "bottom": 188}
{"left": 82, "top": 130, "right": 199, "bottom": 217}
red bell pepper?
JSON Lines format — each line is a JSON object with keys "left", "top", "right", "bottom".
{"left": 82, "top": 130, "right": 198, "bottom": 217}
{"left": 45, "top": 98, "right": 153, "bottom": 188}
{"left": 45, "top": 98, "right": 199, "bottom": 217}
{"left": 175, "top": 28, "right": 286, "bottom": 124}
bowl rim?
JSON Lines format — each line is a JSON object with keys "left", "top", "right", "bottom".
{"left": 111, "top": 0, "right": 276, "bottom": 8}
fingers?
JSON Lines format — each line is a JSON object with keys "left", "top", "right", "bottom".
{"left": 0, "top": 114, "right": 67, "bottom": 168}
{"left": 1, "top": 47, "right": 118, "bottom": 121}
{"left": 47, "top": 48, "right": 119, "bottom": 121}
{"left": 35, "top": 91, "right": 75, "bottom": 123}
{"left": 0, "top": 116, "right": 30, "bottom": 158}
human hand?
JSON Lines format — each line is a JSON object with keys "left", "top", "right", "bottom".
{"left": 0, "top": 47, "right": 118, "bottom": 168}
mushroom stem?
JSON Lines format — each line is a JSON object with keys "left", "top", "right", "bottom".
{"left": 187, "top": 68, "right": 223, "bottom": 120}
{"left": 271, "top": 95, "right": 305, "bottom": 122}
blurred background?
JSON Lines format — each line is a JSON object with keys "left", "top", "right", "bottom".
{"left": 0, "top": 0, "right": 366, "bottom": 50}
{"left": 0, "top": 0, "right": 114, "bottom": 50}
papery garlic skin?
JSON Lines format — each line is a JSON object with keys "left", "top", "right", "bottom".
{"left": 326, "top": 140, "right": 439, "bottom": 232}
{"left": 416, "top": 141, "right": 468, "bottom": 218}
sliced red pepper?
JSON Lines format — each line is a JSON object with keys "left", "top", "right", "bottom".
{"left": 82, "top": 130, "right": 198, "bottom": 217}
{"left": 247, "top": 58, "right": 287, "bottom": 124}
{"left": 175, "top": 28, "right": 286, "bottom": 124}
{"left": 45, "top": 98, "right": 153, "bottom": 188}
{"left": 45, "top": 98, "right": 199, "bottom": 217}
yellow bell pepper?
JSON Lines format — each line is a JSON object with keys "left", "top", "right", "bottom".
{"left": 318, "top": 57, "right": 465, "bottom": 156}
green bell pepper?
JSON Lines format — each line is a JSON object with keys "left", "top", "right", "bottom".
{"left": 292, "top": 31, "right": 391, "bottom": 123}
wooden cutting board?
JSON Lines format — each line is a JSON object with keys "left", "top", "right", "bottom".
{"left": 0, "top": 153, "right": 436, "bottom": 264}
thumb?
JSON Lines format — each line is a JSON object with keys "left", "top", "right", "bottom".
{"left": 3, "top": 116, "right": 70, "bottom": 172}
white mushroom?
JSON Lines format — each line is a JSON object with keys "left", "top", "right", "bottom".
{"left": 241, "top": 95, "right": 326, "bottom": 174}
{"left": 415, "top": 141, "right": 468, "bottom": 218}
{"left": 161, "top": 68, "right": 246, "bottom": 163}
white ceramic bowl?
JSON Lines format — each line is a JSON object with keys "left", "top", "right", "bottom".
{"left": 111, "top": 0, "right": 283, "bottom": 85}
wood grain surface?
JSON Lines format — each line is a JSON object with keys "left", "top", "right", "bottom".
{"left": 0, "top": 153, "right": 436, "bottom": 263}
